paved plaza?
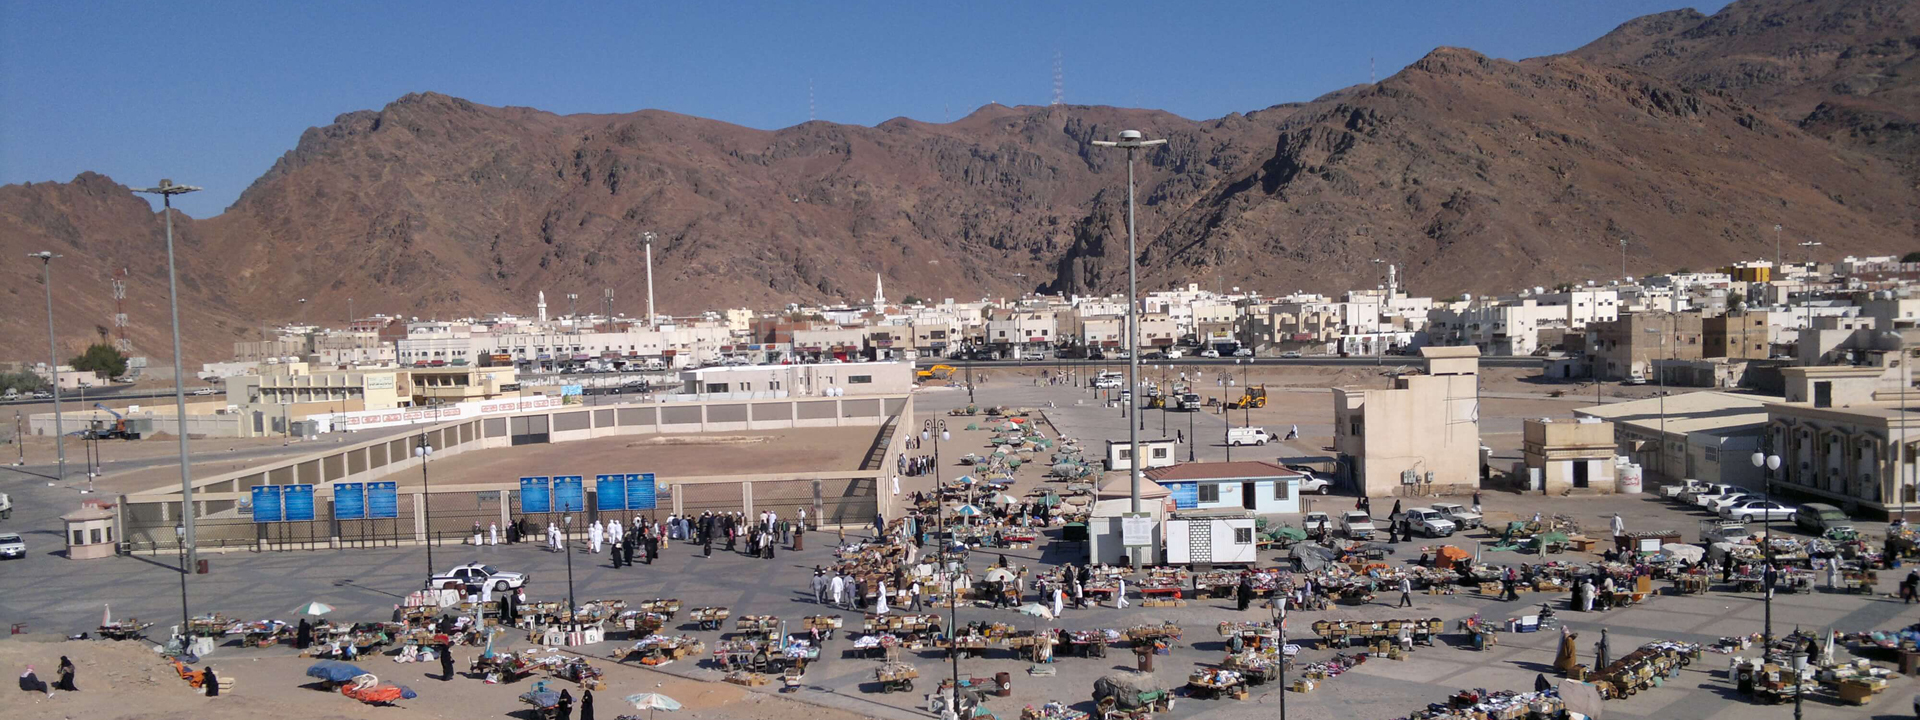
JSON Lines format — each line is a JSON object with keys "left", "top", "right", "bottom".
{"left": 1, "top": 379, "right": 1916, "bottom": 719}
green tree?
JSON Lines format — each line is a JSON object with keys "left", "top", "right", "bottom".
{"left": 901, "top": 295, "right": 926, "bottom": 305}
{"left": 69, "top": 342, "right": 128, "bottom": 378}
{"left": 1902, "top": 251, "right": 1920, "bottom": 263}
{"left": 0, "top": 371, "right": 51, "bottom": 394}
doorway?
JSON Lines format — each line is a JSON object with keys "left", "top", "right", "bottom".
{"left": 1573, "top": 460, "right": 1590, "bottom": 489}
{"left": 1242, "top": 482, "right": 1258, "bottom": 510}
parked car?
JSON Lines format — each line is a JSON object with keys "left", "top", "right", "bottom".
{"left": 1719, "top": 500, "right": 1794, "bottom": 523}
{"left": 1405, "top": 507, "right": 1457, "bottom": 538}
{"left": 1681, "top": 483, "right": 1742, "bottom": 507}
{"left": 1339, "top": 512, "right": 1377, "bottom": 540}
{"left": 0, "top": 532, "right": 23, "bottom": 559}
{"left": 1792, "top": 503, "right": 1850, "bottom": 532}
{"left": 1660, "top": 478, "right": 1708, "bottom": 499}
{"left": 1429, "top": 502, "right": 1483, "bottom": 530}
{"left": 1199, "top": 349, "right": 1220, "bottom": 358}
{"left": 1705, "top": 490, "right": 1760, "bottom": 514}
{"left": 1280, "top": 351, "right": 1302, "bottom": 359}
{"left": 427, "top": 563, "right": 528, "bottom": 594}
{"left": 1233, "top": 349, "right": 1254, "bottom": 357}
{"left": 1227, "top": 427, "right": 1273, "bottom": 446}
{"left": 1302, "top": 511, "right": 1331, "bottom": 534}
{"left": 1282, "top": 465, "right": 1332, "bottom": 495}
{"left": 191, "top": 387, "right": 217, "bottom": 396}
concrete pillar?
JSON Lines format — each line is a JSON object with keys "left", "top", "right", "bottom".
{"left": 413, "top": 492, "right": 427, "bottom": 542}
{"left": 499, "top": 496, "right": 512, "bottom": 530}
{"left": 741, "top": 481, "right": 754, "bottom": 517}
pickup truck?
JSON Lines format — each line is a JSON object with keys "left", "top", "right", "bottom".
{"left": 1282, "top": 465, "right": 1333, "bottom": 495}
{"left": 1404, "top": 507, "right": 1457, "bottom": 538}
{"left": 1681, "top": 483, "right": 1742, "bottom": 507}
{"left": 1661, "top": 479, "right": 1708, "bottom": 499}
{"left": 1302, "top": 512, "right": 1331, "bottom": 535}
{"left": 1430, "top": 502, "right": 1482, "bottom": 530}
{"left": 427, "top": 563, "right": 528, "bottom": 594}
{"left": 1339, "top": 511, "right": 1377, "bottom": 540}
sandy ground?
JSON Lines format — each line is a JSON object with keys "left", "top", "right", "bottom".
{"left": 0, "top": 634, "right": 874, "bottom": 720}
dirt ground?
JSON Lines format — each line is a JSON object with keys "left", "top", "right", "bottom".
{"left": 0, "top": 635, "right": 874, "bottom": 720}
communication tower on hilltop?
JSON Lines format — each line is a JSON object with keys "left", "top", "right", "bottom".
{"left": 111, "top": 267, "right": 131, "bottom": 354}
{"left": 809, "top": 78, "right": 816, "bottom": 122}
{"left": 1051, "top": 50, "right": 1064, "bottom": 106}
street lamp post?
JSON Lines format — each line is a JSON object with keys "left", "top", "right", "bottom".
{"left": 1091, "top": 130, "right": 1167, "bottom": 560}
{"left": 922, "top": 418, "right": 958, "bottom": 710}
{"left": 415, "top": 438, "right": 435, "bottom": 575}
{"left": 563, "top": 514, "right": 577, "bottom": 609}
{"left": 133, "top": 179, "right": 202, "bottom": 570}
{"left": 1751, "top": 452, "right": 1781, "bottom": 651}
{"left": 1272, "top": 601, "right": 1288, "bottom": 720}
{"left": 1188, "top": 408, "right": 1197, "bottom": 462}
{"left": 28, "top": 252, "right": 67, "bottom": 487}
{"left": 175, "top": 523, "right": 190, "bottom": 637}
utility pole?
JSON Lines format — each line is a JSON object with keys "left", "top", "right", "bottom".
{"left": 642, "top": 231, "right": 657, "bottom": 329}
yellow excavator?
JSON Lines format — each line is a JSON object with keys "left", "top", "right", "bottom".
{"left": 1226, "top": 385, "right": 1268, "bottom": 410}
{"left": 916, "top": 364, "right": 957, "bottom": 381}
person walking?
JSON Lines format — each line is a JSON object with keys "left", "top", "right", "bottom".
{"left": 1398, "top": 576, "right": 1415, "bottom": 607}
{"left": 296, "top": 618, "right": 313, "bottom": 650}
{"left": 202, "top": 666, "right": 219, "bottom": 697}
{"left": 439, "top": 643, "right": 455, "bottom": 681}
{"left": 557, "top": 689, "right": 574, "bottom": 720}
{"left": 1471, "top": 490, "right": 1482, "bottom": 515}
{"left": 1114, "top": 578, "right": 1129, "bottom": 609}
{"left": 579, "top": 689, "right": 596, "bottom": 720}
{"left": 1236, "top": 576, "right": 1253, "bottom": 612}
{"left": 645, "top": 533, "right": 659, "bottom": 565}
{"left": 1903, "top": 569, "right": 1919, "bottom": 604}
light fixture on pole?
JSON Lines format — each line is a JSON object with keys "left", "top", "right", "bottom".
{"left": 1273, "top": 599, "right": 1288, "bottom": 720}
{"left": 1750, "top": 451, "right": 1781, "bottom": 651}
{"left": 28, "top": 252, "right": 68, "bottom": 487}
{"left": 1091, "top": 130, "right": 1166, "bottom": 562}
{"left": 414, "top": 438, "right": 435, "bottom": 576}
{"left": 133, "top": 179, "right": 203, "bottom": 571}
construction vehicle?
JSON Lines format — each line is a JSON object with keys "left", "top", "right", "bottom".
{"left": 1176, "top": 393, "right": 1204, "bottom": 412}
{"left": 915, "top": 364, "right": 957, "bottom": 381}
{"left": 1225, "top": 385, "right": 1268, "bottom": 410}
{"left": 1145, "top": 385, "right": 1168, "bottom": 409}
{"left": 87, "top": 403, "right": 140, "bottom": 440}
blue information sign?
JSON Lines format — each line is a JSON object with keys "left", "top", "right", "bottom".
{"left": 553, "top": 475, "right": 585, "bottom": 512}
{"left": 595, "top": 474, "right": 627, "bottom": 511}
{"left": 367, "top": 481, "right": 399, "bottom": 520}
{"left": 334, "top": 482, "right": 366, "bottom": 520}
{"left": 251, "top": 485, "right": 284, "bottom": 523}
{"left": 283, "top": 484, "right": 316, "bottom": 521}
{"left": 520, "top": 476, "right": 552, "bottom": 513}
{"left": 625, "top": 472, "right": 657, "bottom": 511}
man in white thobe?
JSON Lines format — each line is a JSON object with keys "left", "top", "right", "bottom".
{"left": 547, "top": 522, "right": 561, "bottom": 551}
{"left": 1051, "top": 587, "right": 1064, "bottom": 618}
{"left": 876, "top": 582, "right": 889, "bottom": 614}
{"left": 488, "top": 522, "right": 499, "bottom": 546}
{"left": 830, "top": 574, "right": 847, "bottom": 608}
{"left": 589, "top": 521, "right": 604, "bottom": 554}
{"left": 1610, "top": 513, "right": 1626, "bottom": 537}
{"left": 609, "top": 519, "right": 623, "bottom": 546}
{"left": 1114, "top": 579, "right": 1129, "bottom": 609}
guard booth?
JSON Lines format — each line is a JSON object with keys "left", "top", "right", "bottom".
{"left": 63, "top": 504, "right": 116, "bottom": 560}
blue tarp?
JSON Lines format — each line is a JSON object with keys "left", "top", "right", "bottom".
{"left": 305, "top": 660, "right": 369, "bottom": 683}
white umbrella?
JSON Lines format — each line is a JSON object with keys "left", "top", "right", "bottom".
{"left": 954, "top": 504, "right": 984, "bottom": 516}
{"left": 1017, "top": 603, "right": 1054, "bottom": 620}
{"left": 292, "top": 601, "right": 336, "bottom": 617}
{"left": 626, "top": 692, "right": 683, "bottom": 720}
{"left": 984, "top": 567, "right": 1017, "bottom": 584}
{"left": 994, "top": 494, "right": 1019, "bottom": 505}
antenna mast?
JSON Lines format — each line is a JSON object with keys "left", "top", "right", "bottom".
{"left": 808, "top": 79, "right": 816, "bottom": 122}
{"left": 1051, "top": 50, "right": 1064, "bottom": 106}
{"left": 112, "top": 267, "right": 131, "bottom": 354}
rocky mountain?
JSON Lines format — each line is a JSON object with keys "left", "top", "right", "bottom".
{"left": 1569, "top": 0, "right": 1920, "bottom": 178}
{"left": 3, "top": 0, "right": 1915, "bottom": 365}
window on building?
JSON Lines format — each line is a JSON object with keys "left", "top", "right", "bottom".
{"left": 704, "top": 382, "right": 729, "bottom": 393}
{"left": 1198, "top": 484, "right": 1220, "bottom": 503}
{"left": 1274, "top": 481, "right": 1291, "bottom": 500}
{"left": 71, "top": 529, "right": 84, "bottom": 546}
{"left": 1234, "top": 527, "right": 1253, "bottom": 544}
{"left": 1349, "top": 420, "right": 1364, "bottom": 436}
{"left": 849, "top": 375, "right": 873, "bottom": 384}
{"left": 1118, "top": 448, "right": 1132, "bottom": 460}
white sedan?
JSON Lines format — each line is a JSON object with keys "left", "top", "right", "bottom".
{"left": 1704, "top": 491, "right": 1760, "bottom": 514}
{"left": 1718, "top": 500, "right": 1794, "bottom": 523}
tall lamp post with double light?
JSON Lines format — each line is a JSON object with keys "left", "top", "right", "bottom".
{"left": 415, "top": 438, "right": 435, "bottom": 576}
{"left": 922, "top": 418, "right": 958, "bottom": 712}
{"left": 133, "top": 179, "right": 203, "bottom": 571}
{"left": 1751, "top": 452, "right": 1781, "bottom": 651}
{"left": 175, "top": 523, "right": 190, "bottom": 637}
{"left": 1272, "top": 600, "right": 1288, "bottom": 720}
{"left": 563, "top": 514, "right": 577, "bottom": 609}
{"left": 1091, "top": 130, "right": 1166, "bottom": 566}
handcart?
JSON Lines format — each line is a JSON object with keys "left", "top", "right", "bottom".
{"left": 689, "top": 607, "right": 730, "bottom": 631}
{"left": 875, "top": 662, "right": 918, "bottom": 693}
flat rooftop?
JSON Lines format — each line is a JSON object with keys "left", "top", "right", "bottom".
{"left": 1576, "top": 391, "right": 1772, "bottom": 436}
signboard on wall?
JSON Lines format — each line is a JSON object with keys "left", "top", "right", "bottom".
{"left": 1121, "top": 513, "right": 1154, "bottom": 547}
{"left": 283, "top": 484, "right": 316, "bottom": 522}
{"left": 520, "top": 476, "right": 552, "bottom": 513}
{"left": 625, "top": 472, "right": 657, "bottom": 511}
{"left": 595, "top": 474, "right": 627, "bottom": 511}
{"left": 251, "top": 485, "right": 283, "bottom": 523}
{"left": 553, "top": 475, "right": 585, "bottom": 512}
{"left": 334, "top": 482, "right": 365, "bottom": 520}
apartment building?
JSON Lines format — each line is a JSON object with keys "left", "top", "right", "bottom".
{"left": 1332, "top": 347, "right": 1484, "bottom": 497}
{"left": 1587, "top": 311, "right": 1705, "bottom": 381}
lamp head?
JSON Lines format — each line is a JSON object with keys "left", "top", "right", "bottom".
{"left": 1767, "top": 455, "right": 1781, "bottom": 470}
{"left": 1752, "top": 452, "right": 1766, "bottom": 468}
{"left": 1118, "top": 130, "right": 1142, "bottom": 141}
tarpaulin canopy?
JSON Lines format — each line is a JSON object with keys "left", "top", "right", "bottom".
{"left": 1270, "top": 526, "right": 1307, "bottom": 541}
{"left": 1661, "top": 543, "right": 1705, "bottom": 563}
{"left": 1436, "top": 545, "right": 1471, "bottom": 562}
{"left": 1535, "top": 531, "right": 1570, "bottom": 544}
{"left": 1290, "top": 543, "right": 1337, "bottom": 571}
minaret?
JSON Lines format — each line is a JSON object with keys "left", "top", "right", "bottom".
{"left": 537, "top": 291, "right": 548, "bottom": 322}
{"left": 874, "top": 273, "right": 885, "bottom": 307}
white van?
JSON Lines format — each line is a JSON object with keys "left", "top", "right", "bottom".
{"left": 1227, "top": 427, "right": 1272, "bottom": 446}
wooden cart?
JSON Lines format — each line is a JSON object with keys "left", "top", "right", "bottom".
{"left": 97, "top": 620, "right": 151, "bottom": 641}
{"left": 689, "top": 607, "right": 730, "bottom": 631}
{"left": 636, "top": 598, "right": 681, "bottom": 620}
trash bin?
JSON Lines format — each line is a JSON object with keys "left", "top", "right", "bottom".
{"left": 994, "top": 672, "right": 1011, "bottom": 697}
{"left": 1134, "top": 647, "right": 1154, "bottom": 672}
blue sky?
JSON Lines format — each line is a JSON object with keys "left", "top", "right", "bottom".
{"left": 0, "top": 1, "right": 1728, "bottom": 217}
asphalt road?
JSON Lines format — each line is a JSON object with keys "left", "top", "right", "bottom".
{"left": 918, "top": 355, "right": 1545, "bottom": 369}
